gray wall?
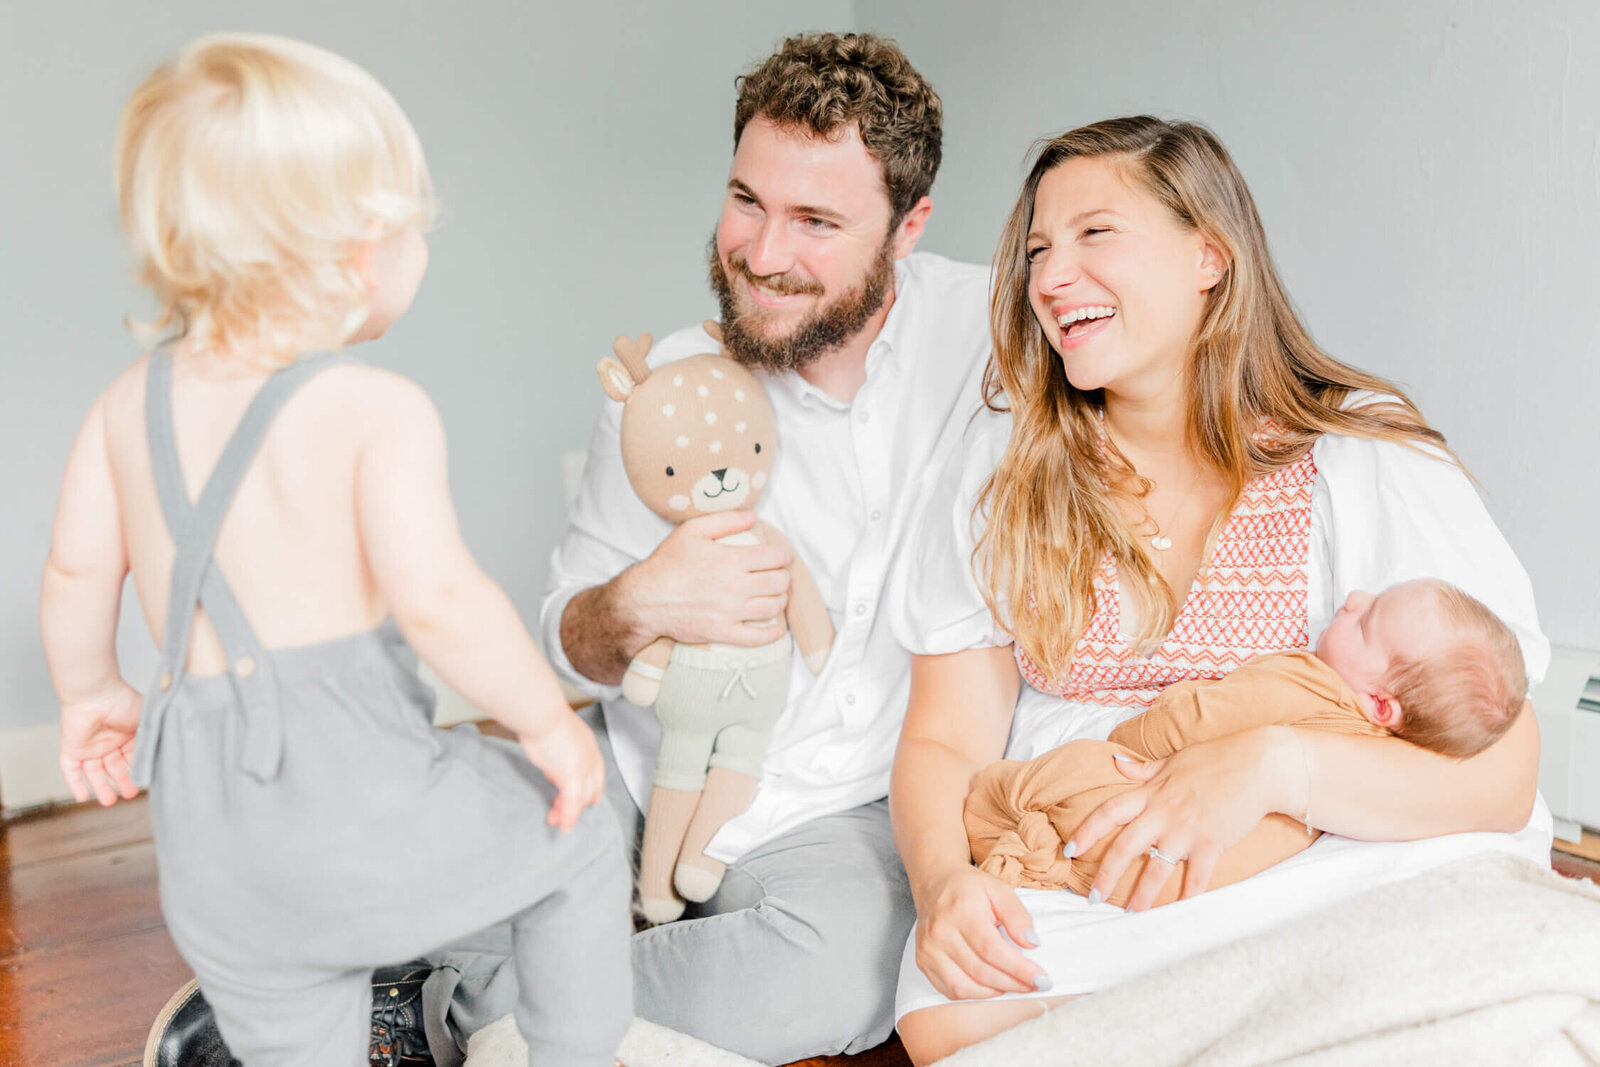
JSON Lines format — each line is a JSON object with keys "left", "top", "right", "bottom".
{"left": 7, "top": 0, "right": 1598, "bottom": 745}
{"left": 859, "top": 0, "right": 1600, "bottom": 652}
{"left": 1, "top": 0, "right": 849, "bottom": 734}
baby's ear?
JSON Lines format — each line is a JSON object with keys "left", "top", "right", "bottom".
{"left": 597, "top": 358, "right": 635, "bottom": 402}
{"left": 1370, "top": 691, "right": 1401, "bottom": 729}
{"left": 703, "top": 320, "right": 725, "bottom": 344}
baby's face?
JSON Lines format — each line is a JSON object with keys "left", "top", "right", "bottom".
{"left": 1315, "top": 581, "right": 1447, "bottom": 719}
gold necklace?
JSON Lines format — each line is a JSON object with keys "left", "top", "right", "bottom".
{"left": 1146, "top": 471, "right": 1198, "bottom": 554}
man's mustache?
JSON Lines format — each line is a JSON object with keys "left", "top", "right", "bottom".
{"left": 725, "top": 255, "right": 825, "bottom": 298}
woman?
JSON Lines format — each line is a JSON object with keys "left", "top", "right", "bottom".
{"left": 886, "top": 117, "right": 1550, "bottom": 1065}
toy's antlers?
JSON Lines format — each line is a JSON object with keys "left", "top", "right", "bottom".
{"left": 703, "top": 320, "right": 725, "bottom": 344}
{"left": 597, "top": 332, "right": 653, "bottom": 403}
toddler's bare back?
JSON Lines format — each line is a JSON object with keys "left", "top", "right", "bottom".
{"left": 101, "top": 351, "right": 419, "bottom": 675}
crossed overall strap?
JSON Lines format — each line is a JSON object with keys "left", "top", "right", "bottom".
{"left": 128, "top": 348, "right": 348, "bottom": 788}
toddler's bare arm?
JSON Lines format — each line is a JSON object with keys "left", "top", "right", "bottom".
{"left": 354, "top": 377, "right": 575, "bottom": 738}
{"left": 41, "top": 397, "right": 142, "bottom": 805}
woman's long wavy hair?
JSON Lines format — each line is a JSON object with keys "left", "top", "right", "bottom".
{"left": 977, "top": 116, "right": 1449, "bottom": 677}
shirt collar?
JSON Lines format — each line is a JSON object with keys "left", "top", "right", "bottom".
{"left": 763, "top": 255, "right": 919, "bottom": 411}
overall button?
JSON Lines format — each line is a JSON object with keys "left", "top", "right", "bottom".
{"left": 158, "top": 672, "right": 173, "bottom": 692}
{"left": 234, "top": 656, "right": 257, "bottom": 678}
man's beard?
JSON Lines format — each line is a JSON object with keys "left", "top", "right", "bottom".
{"left": 707, "top": 232, "right": 895, "bottom": 373}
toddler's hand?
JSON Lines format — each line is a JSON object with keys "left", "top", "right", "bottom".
{"left": 518, "top": 712, "right": 605, "bottom": 833}
{"left": 59, "top": 681, "right": 143, "bottom": 807}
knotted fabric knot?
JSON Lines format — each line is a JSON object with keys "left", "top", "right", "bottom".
{"left": 978, "top": 809, "right": 1064, "bottom": 887}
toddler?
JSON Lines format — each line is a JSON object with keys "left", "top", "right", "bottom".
{"left": 39, "top": 33, "right": 630, "bottom": 1066}
{"left": 965, "top": 578, "right": 1528, "bottom": 909}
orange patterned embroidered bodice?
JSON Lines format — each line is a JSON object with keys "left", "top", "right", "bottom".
{"left": 1016, "top": 450, "right": 1318, "bottom": 709}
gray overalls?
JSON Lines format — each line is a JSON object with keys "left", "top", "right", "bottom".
{"left": 130, "top": 350, "right": 631, "bottom": 1066}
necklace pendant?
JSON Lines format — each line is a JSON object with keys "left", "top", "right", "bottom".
{"left": 1151, "top": 535, "right": 1173, "bottom": 551}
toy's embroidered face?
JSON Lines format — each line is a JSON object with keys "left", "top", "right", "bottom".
{"left": 600, "top": 344, "right": 777, "bottom": 525}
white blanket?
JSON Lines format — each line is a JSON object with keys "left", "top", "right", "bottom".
{"left": 463, "top": 854, "right": 1600, "bottom": 1067}
{"left": 938, "top": 853, "right": 1600, "bottom": 1066}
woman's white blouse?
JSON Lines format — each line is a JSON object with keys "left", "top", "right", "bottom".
{"left": 887, "top": 399, "right": 1550, "bottom": 761}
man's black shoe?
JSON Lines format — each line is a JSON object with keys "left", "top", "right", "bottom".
{"left": 143, "top": 964, "right": 435, "bottom": 1067}
{"left": 369, "top": 962, "right": 434, "bottom": 1066}
{"left": 143, "top": 980, "right": 239, "bottom": 1067}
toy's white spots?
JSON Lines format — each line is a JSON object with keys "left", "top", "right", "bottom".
{"left": 752, "top": 471, "right": 768, "bottom": 488}
{"left": 705, "top": 412, "right": 717, "bottom": 425}
{"left": 735, "top": 421, "right": 747, "bottom": 433}
{"left": 675, "top": 435, "right": 689, "bottom": 448}
{"left": 696, "top": 385, "right": 709, "bottom": 398}
{"left": 709, "top": 440, "right": 723, "bottom": 454}
{"left": 668, "top": 494, "right": 691, "bottom": 511}
{"left": 661, "top": 404, "right": 675, "bottom": 417}
{"left": 734, "top": 389, "right": 746, "bottom": 402}
{"left": 673, "top": 375, "right": 684, "bottom": 387}
{"left": 711, "top": 368, "right": 724, "bottom": 379}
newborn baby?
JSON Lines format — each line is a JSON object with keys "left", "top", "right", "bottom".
{"left": 964, "top": 579, "right": 1528, "bottom": 908}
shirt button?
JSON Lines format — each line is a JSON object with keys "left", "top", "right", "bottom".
{"left": 854, "top": 604, "right": 867, "bottom": 616}
{"left": 845, "top": 693, "right": 857, "bottom": 705}
{"left": 870, "top": 509, "right": 882, "bottom": 521}
{"left": 857, "top": 409, "right": 871, "bottom": 423}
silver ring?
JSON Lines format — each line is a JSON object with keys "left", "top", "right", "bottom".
{"left": 1148, "top": 845, "right": 1181, "bottom": 866}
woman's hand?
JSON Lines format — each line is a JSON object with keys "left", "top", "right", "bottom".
{"left": 913, "top": 864, "right": 1050, "bottom": 1000}
{"left": 1066, "top": 726, "right": 1299, "bottom": 911}
{"left": 59, "top": 680, "right": 143, "bottom": 807}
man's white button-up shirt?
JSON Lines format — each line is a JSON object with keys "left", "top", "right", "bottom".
{"left": 539, "top": 252, "right": 992, "bottom": 862}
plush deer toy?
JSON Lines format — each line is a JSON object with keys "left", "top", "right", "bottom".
{"left": 597, "top": 324, "right": 835, "bottom": 923}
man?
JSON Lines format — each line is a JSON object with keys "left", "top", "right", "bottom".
{"left": 423, "top": 32, "right": 992, "bottom": 1065}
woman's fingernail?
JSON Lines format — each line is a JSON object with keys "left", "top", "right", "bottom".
{"left": 1113, "top": 753, "right": 1136, "bottom": 763}
{"left": 1033, "top": 974, "right": 1054, "bottom": 992}
{"left": 1024, "top": 928, "right": 1041, "bottom": 947}
{"left": 1086, "top": 888, "right": 1103, "bottom": 906}
{"left": 1062, "top": 840, "right": 1079, "bottom": 859}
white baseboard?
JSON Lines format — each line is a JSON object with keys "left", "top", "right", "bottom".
{"left": 0, "top": 720, "right": 74, "bottom": 813}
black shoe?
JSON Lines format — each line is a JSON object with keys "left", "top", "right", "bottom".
{"left": 143, "top": 979, "right": 239, "bottom": 1067}
{"left": 368, "top": 962, "right": 434, "bottom": 1066}
{"left": 143, "top": 964, "right": 435, "bottom": 1067}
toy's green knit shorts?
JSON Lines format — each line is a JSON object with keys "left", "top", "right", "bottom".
{"left": 651, "top": 633, "right": 792, "bottom": 790}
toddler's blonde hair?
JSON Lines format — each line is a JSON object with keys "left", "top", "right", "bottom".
{"left": 115, "top": 33, "right": 435, "bottom": 363}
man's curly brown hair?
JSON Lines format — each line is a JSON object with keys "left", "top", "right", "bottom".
{"left": 734, "top": 33, "right": 942, "bottom": 227}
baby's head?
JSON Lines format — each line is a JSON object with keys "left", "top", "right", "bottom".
{"left": 115, "top": 33, "right": 435, "bottom": 364}
{"left": 1315, "top": 579, "right": 1527, "bottom": 758}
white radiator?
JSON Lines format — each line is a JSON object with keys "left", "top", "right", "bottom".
{"left": 1532, "top": 645, "right": 1600, "bottom": 840}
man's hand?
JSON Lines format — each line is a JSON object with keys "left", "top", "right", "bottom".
{"left": 561, "top": 510, "right": 793, "bottom": 686}
{"left": 625, "top": 510, "right": 792, "bottom": 645}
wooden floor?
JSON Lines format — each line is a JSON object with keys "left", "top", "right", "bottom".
{"left": 0, "top": 797, "right": 909, "bottom": 1067}
{"left": 1, "top": 799, "right": 192, "bottom": 1067}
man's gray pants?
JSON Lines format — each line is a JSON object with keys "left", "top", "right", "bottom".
{"left": 420, "top": 706, "right": 915, "bottom": 1066}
